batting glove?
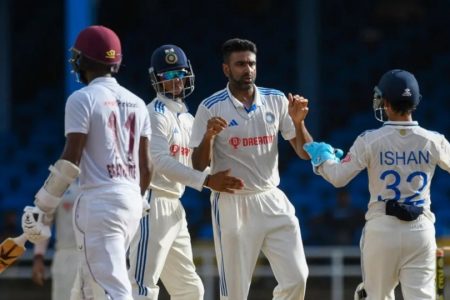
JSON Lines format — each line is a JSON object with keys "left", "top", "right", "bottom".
{"left": 303, "top": 142, "right": 344, "bottom": 167}
{"left": 21, "top": 206, "right": 52, "bottom": 244}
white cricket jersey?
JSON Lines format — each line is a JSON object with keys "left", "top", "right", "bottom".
{"left": 317, "top": 121, "right": 450, "bottom": 222}
{"left": 189, "top": 84, "right": 296, "bottom": 193}
{"left": 148, "top": 95, "right": 207, "bottom": 197}
{"left": 65, "top": 77, "right": 151, "bottom": 191}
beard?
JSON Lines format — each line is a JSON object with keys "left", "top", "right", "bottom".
{"left": 228, "top": 72, "right": 256, "bottom": 90}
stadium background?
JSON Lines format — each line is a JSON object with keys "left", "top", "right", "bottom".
{"left": 1, "top": 0, "right": 450, "bottom": 299}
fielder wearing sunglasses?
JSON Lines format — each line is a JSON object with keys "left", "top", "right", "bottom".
{"left": 159, "top": 69, "right": 188, "bottom": 80}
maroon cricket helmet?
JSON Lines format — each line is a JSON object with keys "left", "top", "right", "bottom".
{"left": 73, "top": 25, "right": 122, "bottom": 65}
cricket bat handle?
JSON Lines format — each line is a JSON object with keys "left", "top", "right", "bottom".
{"left": 12, "top": 234, "right": 27, "bottom": 248}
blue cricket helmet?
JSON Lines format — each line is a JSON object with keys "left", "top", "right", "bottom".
{"left": 150, "top": 44, "right": 190, "bottom": 73}
{"left": 373, "top": 69, "right": 421, "bottom": 122}
{"left": 148, "top": 44, "right": 195, "bottom": 100}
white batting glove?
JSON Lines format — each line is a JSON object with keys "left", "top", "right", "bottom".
{"left": 21, "top": 206, "right": 52, "bottom": 244}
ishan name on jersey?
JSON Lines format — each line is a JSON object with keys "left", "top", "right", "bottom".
{"left": 379, "top": 150, "right": 430, "bottom": 166}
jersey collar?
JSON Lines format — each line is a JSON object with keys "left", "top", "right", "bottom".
{"left": 88, "top": 76, "right": 118, "bottom": 85}
{"left": 156, "top": 94, "right": 188, "bottom": 113}
{"left": 383, "top": 120, "right": 418, "bottom": 127}
{"left": 226, "top": 84, "right": 263, "bottom": 112}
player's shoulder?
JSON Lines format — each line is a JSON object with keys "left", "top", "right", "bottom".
{"left": 67, "top": 87, "right": 92, "bottom": 105}
{"left": 117, "top": 85, "right": 145, "bottom": 103}
{"left": 201, "top": 88, "right": 229, "bottom": 109}
{"left": 178, "top": 112, "right": 195, "bottom": 124}
{"left": 257, "top": 87, "right": 287, "bottom": 107}
{"left": 416, "top": 126, "right": 447, "bottom": 143}
{"left": 257, "top": 86, "right": 285, "bottom": 98}
{"left": 354, "top": 128, "right": 382, "bottom": 145}
{"left": 357, "top": 128, "right": 378, "bottom": 138}
{"left": 147, "top": 98, "right": 168, "bottom": 116}
{"left": 415, "top": 125, "right": 443, "bottom": 136}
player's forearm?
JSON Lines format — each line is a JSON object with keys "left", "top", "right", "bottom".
{"left": 192, "top": 136, "right": 213, "bottom": 171}
{"left": 318, "top": 160, "right": 359, "bottom": 187}
{"left": 152, "top": 152, "right": 208, "bottom": 191}
{"left": 33, "top": 239, "right": 49, "bottom": 256}
{"left": 139, "top": 136, "right": 152, "bottom": 195}
{"left": 293, "top": 121, "right": 313, "bottom": 159}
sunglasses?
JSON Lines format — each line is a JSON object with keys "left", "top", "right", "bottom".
{"left": 159, "top": 70, "right": 188, "bottom": 80}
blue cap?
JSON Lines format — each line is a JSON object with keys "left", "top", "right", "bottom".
{"left": 376, "top": 69, "right": 421, "bottom": 106}
{"left": 150, "top": 45, "right": 189, "bottom": 74}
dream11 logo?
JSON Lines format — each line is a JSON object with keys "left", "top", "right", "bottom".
{"left": 228, "top": 135, "right": 275, "bottom": 150}
{"left": 229, "top": 137, "right": 241, "bottom": 149}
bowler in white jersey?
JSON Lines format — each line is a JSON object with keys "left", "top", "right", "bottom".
{"left": 304, "top": 69, "right": 450, "bottom": 299}
{"left": 189, "top": 38, "right": 312, "bottom": 300}
{"left": 128, "top": 45, "right": 243, "bottom": 300}
{"left": 21, "top": 25, "right": 152, "bottom": 300}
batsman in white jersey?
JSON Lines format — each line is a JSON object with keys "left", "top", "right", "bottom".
{"left": 32, "top": 180, "right": 105, "bottom": 300}
{"left": 189, "top": 38, "right": 313, "bottom": 300}
{"left": 21, "top": 25, "right": 152, "bottom": 300}
{"left": 128, "top": 45, "right": 243, "bottom": 300}
{"left": 304, "top": 69, "right": 450, "bottom": 299}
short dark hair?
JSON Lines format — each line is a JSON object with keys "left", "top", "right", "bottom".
{"left": 386, "top": 99, "right": 417, "bottom": 115}
{"left": 222, "top": 38, "right": 257, "bottom": 63}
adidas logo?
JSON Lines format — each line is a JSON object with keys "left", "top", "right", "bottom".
{"left": 173, "top": 127, "right": 179, "bottom": 134}
{"left": 229, "top": 119, "right": 239, "bottom": 127}
{"left": 402, "top": 88, "right": 412, "bottom": 97}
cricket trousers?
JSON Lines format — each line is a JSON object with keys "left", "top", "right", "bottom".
{"left": 73, "top": 187, "right": 142, "bottom": 300}
{"left": 211, "top": 187, "right": 308, "bottom": 300}
{"left": 128, "top": 190, "right": 204, "bottom": 300}
{"left": 360, "top": 215, "right": 436, "bottom": 299}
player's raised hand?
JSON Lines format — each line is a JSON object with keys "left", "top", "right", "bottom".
{"left": 205, "top": 169, "right": 244, "bottom": 193}
{"left": 287, "top": 93, "right": 309, "bottom": 125}
{"left": 205, "top": 117, "right": 228, "bottom": 139}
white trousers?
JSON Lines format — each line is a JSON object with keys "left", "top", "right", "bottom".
{"left": 128, "top": 191, "right": 204, "bottom": 300}
{"left": 70, "top": 260, "right": 108, "bottom": 300}
{"left": 51, "top": 248, "right": 79, "bottom": 300}
{"left": 361, "top": 215, "right": 436, "bottom": 299}
{"left": 211, "top": 188, "right": 308, "bottom": 300}
{"left": 73, "top": 187, "right": 142, "bottom": 300}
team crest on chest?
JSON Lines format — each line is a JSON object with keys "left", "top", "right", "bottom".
{"left": 265, "top": 112, "right": 275, "bottom": 124}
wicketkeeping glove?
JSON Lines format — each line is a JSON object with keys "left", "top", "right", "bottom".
{"left": 21, "top": 206, "right": 52, "bottom": 244}
{"left": 303, "top": 142, "right": 344, "bottom": 167}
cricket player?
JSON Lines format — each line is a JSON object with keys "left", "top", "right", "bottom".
{"left": 304, "top": 69, "right": 450, "bottom": 299}
{"left": 128, "top": 44, "right": 244, "bottom": 300}
{"left": 189, "top": 38, "right": 312, "bottom": 300}
{"left": 32, "top": 179, "right": 105, "bottom": 299}
{"left": 21, "top": 25, "right": 152, "bottom": 300}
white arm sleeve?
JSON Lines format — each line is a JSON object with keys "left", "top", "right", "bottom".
{"left": 437, "top": 135, "right": 450, "bottom": 173}
{"left": 151, "top": 112, "right": 207, "bottom": 191}
{"left": 65, "top": 91, "right": 91, "bottom": 135}
{"left": 279, "top": 95, "right": 296, "bottom": 141}
{"left": 188, "top": 104, "right": 212, "bottom": 148}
